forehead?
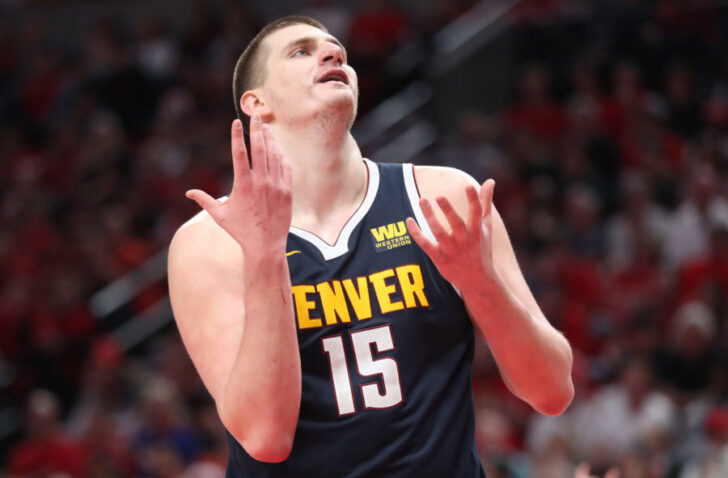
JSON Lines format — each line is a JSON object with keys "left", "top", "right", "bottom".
{"left": 263, "top": 23, "right": 340, "bottom": 55}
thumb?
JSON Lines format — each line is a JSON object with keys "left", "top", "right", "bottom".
{"left": 479, "top": 179, "right": 495, "bottom": 218}
{"left": 185, "top": 189, "right": 221, "bottom": 217}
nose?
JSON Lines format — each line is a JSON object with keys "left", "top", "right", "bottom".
{"left": 319, "top": 42, "right": 344, "bottom": 66}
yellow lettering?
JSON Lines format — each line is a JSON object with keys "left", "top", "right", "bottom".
{"left": 292, "top": 264, "right": 428, "bottom": 330}
{"left": 316, "top": 281, "right": 351, "bottom": 325}
{"left": 342, "top": 277, "right": 373, "bottom": 321}
{"left": 369, "top": 269, "right": 404, "bottom": 314}
{"left": 371, "top": 224, "right": 393, "bottom": 242}
{"left": 371, "top": 221, "right": 408, "bottom": 242}
{"left": 291, "top": 285, "right": 322, "bottom": 329}
{"left": 396, "top": 265, "right": 429, "bottom": 308}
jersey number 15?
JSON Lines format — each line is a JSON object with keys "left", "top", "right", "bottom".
{"left": 321, "top": 324, "right": 403, "bottom": 416}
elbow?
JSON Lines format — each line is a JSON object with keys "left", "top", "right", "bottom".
{"left": 535, "top": 334, "right": 575, "bottom": 416}
{"left": 227, "top": 420, "right": 295, "bottom": 463}
{"left": 242, "top": 433, "right": 295, "bottom": 463}
{"left": 534, "top": 378, "right": 575, "bottom": 416}
{"left": 219, "top": 404, "right": 297, "bottom": 463}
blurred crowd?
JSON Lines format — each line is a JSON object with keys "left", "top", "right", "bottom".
{"left": 442, "top": 1, "right": 728, "bottom": 477}
{"left": 1, "top": 0, "right": 728, "bottom": 477}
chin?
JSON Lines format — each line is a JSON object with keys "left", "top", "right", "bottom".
{"left": 318, "top": 93, "right": 357, "bottom": 128}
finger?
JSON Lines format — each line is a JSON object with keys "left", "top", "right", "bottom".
{"left": 479, "top": 179, "right": 495, "bottom": 218}
{"left": 185, "top": 189, "right": 221, "bottom": 216}
{"left": 420, "top": 198, "right": 456, "bottom": 250}
{"left": 249, "top": 115, "right": 268, "bottom": 178}
{"left": 264, "top": 125, "right": 280, "bottom": 183}
{"left": 435, "top": 196, "right": 467, "bottom": 239}
{"left": 406, "top": 217, "right": 441, "bottom": 260}
{"left": 230, "top": 119, "right": 251, "bottom": 188}
{"left": 466, "top": 185, "right": 483, "bottom": 231}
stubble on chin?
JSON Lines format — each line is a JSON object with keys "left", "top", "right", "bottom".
{"left": 314, "top": 93, "right": 357, "bottom": 133}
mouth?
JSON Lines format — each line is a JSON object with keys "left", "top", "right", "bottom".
{"left": 317, "top": 69, "right": 349, "bottom": 85}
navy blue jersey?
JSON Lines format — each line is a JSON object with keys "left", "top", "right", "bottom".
{"left": 226, "top": 159, "right": 486, "bottom": 478}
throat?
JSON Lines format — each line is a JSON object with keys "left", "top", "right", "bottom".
{"left": 293, "top": 210, "right": 359, "bottom": 247}
{"left": 290, "top": 159, "right": 375, "bottom": 249}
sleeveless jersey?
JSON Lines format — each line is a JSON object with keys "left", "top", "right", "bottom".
{"left": 226, "top": 159, "right": 486, "bottom": 478}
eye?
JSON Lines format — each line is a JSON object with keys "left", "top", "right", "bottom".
{"left": 292, "top": 48, "right": 308, "bottom": 57}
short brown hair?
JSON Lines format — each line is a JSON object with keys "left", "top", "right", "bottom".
{"left": 232, "top": 15, "right": 327, "bottom": 133}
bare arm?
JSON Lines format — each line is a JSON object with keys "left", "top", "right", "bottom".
{"left": 168, "top": 117, "right": 300, "bottom": 462}
{"left": 408, "top": 166, "right": 574, "bottom": 415}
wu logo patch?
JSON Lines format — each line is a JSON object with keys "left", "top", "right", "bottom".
{"left": 370, "top": 220, "right": 412, "bottom": 253}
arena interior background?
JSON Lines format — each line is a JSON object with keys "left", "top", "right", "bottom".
{"left": 1, "top": 0, "right": 728, "bottom": 476}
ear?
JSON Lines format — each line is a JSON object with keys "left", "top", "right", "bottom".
{"left": 241, "top": 90, "right": 272, "bottom": 120}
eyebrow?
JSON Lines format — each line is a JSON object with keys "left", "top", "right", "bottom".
{"left": 283, "top": 35, "right": 348, "bottom": 59}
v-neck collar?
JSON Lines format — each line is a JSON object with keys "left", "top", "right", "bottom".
{"left": 289, "top": 158, "right": 380, "bottom": 261}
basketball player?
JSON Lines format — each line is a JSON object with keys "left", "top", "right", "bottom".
{"left": 168, "top": 16, "right": 574, "bottom": 477}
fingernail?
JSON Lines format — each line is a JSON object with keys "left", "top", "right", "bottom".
{"left": 234, "top": 119, "right": 242, "bottom": 129}
{"left": 253, "top": 115, "right": 261, "bottom": 123}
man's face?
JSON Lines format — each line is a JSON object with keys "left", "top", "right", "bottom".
{"left": 257, "top": 24, "right": 358, "bottom": 127}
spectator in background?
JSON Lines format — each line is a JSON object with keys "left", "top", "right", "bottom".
{"left": 604, "top": 174, "right": 670, "bottom": 326}
{"left": 655, "top": 301, "right": 720, "bottom": 401}
{"left": 605, "top": 172, "right": 668, "bottom": 272}
{"left": 131, "top": 377, "right": 198, "bottom": 477}
{"left": 662, "top": 62, "right": 703, "bottom": 140}
{"left": 81, "top": 406, "right": 135, "bottom": 477}
{"left": 664, "top": 163, "right": 728, "bottom": 269}
{"left": 437, "top": 110, "right": 506, "bottom": 178}
{"left": 679, "top": 406, "right": 728, "bottom": 478}
{"left": 528, "top": 355, "right": 675, "bottom": 476}
{"left": 678, "top": 211, "right": 728, "bottom": 306}
{"left": 3, "top": 1, "right": 728, "bottom": 476}
{"left": 563, "top": 60, "right": 621, "bottom": 213}
{"left": 178, "top": 396, "right": 228, "bottom": 478}
{"left": 562, "top": 183, "right": 605, "bottom": 259}
{"left": 135, "top": 15, "right": 179, "bottom": 83}
{"left": 600, "top": 60, "right": 649, "bottom": 141}
{"left": 571, "top": 358, "right": 676, "bottom": 470}
{"left": 6, "top": 389, "right": 87, "bottom": 477}
{"left": 67, "top": 337, "right": 138, "bottom": 441}
{"left": 348, "top": 0, "right": 408, "bottom": 61}
{"left": 300, "top": 0, "right": 352, "bottom": 40}
{"left": 507, "top": 63, "right": 565, "bottom": 147}
{"left": 347, "top": 0, "right": 409, "bottom": 110}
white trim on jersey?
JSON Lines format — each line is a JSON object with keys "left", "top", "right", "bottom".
{"left": 403, "top": 163, "right": 435, "bottom": 242}
{"left": 404, "top": 163, "right": 463, "bottom": 298}
{"left": 289, "top": 158, "right": 380, "bottom": 261}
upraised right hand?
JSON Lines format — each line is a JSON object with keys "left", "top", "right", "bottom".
{"left": 185, "top": 116, "right": 292, "bottom": 256}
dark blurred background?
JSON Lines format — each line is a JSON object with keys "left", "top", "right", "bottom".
{"left": 1, "top": 0, "right": 728, "bottom": 477}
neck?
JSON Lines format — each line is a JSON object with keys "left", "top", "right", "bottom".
{"left": 271, "top": 115, "right": 367, "bottom": 228}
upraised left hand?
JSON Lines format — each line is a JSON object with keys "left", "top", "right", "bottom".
{"left": 406, "top": 179, "right": 497, "bottom": 295}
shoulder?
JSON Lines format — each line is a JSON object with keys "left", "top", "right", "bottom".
{"left": 412, "top": 165, "right": 479, "bottom": 200}
{"left": 412, "top": 165, "right": 484, "bottom": 219}
{"left": 169, "top": 210, "right": 220, "bottom": 259}
{"left": 168, "top": 208, "right": 242, "bottom": 277}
